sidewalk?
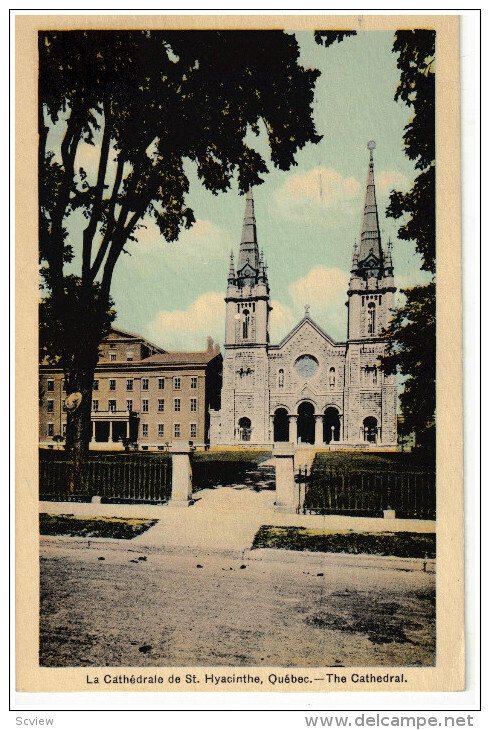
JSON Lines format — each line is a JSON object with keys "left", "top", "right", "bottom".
{"left": 40, "top": 486, "right": 435, "bottom": 554}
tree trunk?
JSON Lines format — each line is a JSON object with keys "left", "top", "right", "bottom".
{"left": 65, "top": 363, "right": 96, "bottom": 495}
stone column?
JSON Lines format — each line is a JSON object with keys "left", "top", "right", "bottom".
{"left": 314, "top": 415, "right": 323, "bottom": 446}
{"left": 289, "top": 415, "right": 298, "bottom": 445}
{"left": 168, "top": 441, "right": 193, "bottom": 508}
{"left": 274, "top": 442, "right": 297, "bottom": 513}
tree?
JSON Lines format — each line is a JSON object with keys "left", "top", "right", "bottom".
{"left": 384, "top": 30, "right": 436, "bottom": 453}
{"left": 39, "top": 30, "right": 321, "bottom": 490}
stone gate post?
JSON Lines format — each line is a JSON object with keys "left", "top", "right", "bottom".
{"left": 168, "top": 441, "right": 193, "bottom": 507}
{"left": 274, "top": 442, "right": 297, "bottom": 513}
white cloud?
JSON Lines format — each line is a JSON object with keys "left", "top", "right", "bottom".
{"left": 272, "top": 166, "right": 360, "bottom": 225}
{"left": 269, "top": 299, "right": 296, "bottom": 342}
{"left": 133, "top": 217, "right": 230, "bottom": 266}
{"left": 289, "top": 266, "right": 348, "bottom": 307}
{"left": 288, "top": 266, "right": 350, "bottom": 341}
{"left": 376, "top": 169, "right": 411, "bottom": 195}
{"left": 148, "top": 291, "right": 225, "bottom": 351}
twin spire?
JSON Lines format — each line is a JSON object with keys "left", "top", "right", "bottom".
{"left": 229, "top": 143, "right": 392, "bottom": 289}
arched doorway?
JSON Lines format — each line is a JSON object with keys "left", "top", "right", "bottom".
{"left": 297, "top": 402, "right": 315, "bottom": 445}
{"left": 273, "top": 408, "right": 289, "bottom": 442}
{"left": 363, "top": 416, "right": 378, "bottom": 443}
{"left": 324, "top": 407, "right": 341, "bottom": 444}
{"left": 238, "top": 416, "right": 252, "bottom": 442}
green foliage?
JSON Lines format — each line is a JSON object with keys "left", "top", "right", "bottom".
{"left": 252, "top": 526, "right": 436, "bottom": 559}
{"left": 39, "top": 513, "right": 157, "bottom": 539}
{"left": 384, "top": 31, "right": 436, "bottom": 453}
{"left": 314, "top": 31, "right": 357, "bottom": 47}
{"left": 383, "top": 284, "right": 436, "bottom": 450}
{"left": 387, "top": 29, "right": 435, "bottom": 275}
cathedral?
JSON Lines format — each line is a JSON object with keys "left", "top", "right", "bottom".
{"left": 209, "top": 143, "right": 398, "bottom": 449}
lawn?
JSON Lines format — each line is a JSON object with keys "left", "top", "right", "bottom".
{"left": 252, "top": 526, "right": 436, "bottom": 559}
{"left": 39, "top": 513, "right": 158, "bottom": 540}
{"left": 312, "top": 451, "right": 435, "bottom": 472}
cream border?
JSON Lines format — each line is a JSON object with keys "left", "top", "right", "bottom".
{"left": 15, "top": 14, "right": 463, "bottom": 693}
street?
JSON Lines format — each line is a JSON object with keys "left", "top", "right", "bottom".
{"left": 40, "top": 539, "right": 435, "bottom": 668}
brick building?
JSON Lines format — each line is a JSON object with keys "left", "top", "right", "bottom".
{"left": 39, "top": 329, "right": 222, "bottom": 450}
{"left": 210, "top": 142, "right": 398, "bottom": 448}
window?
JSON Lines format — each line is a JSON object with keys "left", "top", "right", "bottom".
{"left": 367, "top": 302, "right": 376, "bottom": 334}
{"left": 329, "top": 367, "right": 336, "bottom": 388}
{"left": 109, "top": 379, "right": 116, "bottom": 391}
{"left": 242, "top": 309, "right": 250, "bottom": 339}
{"left": 142, "top": 399, "right": 149, "bottom": 413}
{"left": 46, "top": 400, "right": 54, "bottom": 413}
{"left": 158, "top": 378, "right": 165, "bottom": 390}
{"left": 174, "top": 398, "right": 181, "bottom": 412}
{"left": 108, "top": 400, "right": 116, "bottom": 412}
{"left": 62, "top": 423, "right": 66, "bottom": 437}
{"left": 190, "top": 398, "right": 197, "bottom": 412}
{"left": 142, "top": 424, "right": 148, "bottom": 437}
{"left": 190, "top": 377, "right": 197, "bottom": 389}
{"left": 92, "top": 400, "right": 99, "bottom": 412}
{"left": 278, "top": 369, "right": 284, "bottom": 388}
{"left": 158, "top": 424, "right": 164, "bottom": 438}
{"left": 158, "top": 399, "right": 165, "bottom": 412}
{"left": 190, "top": 423, "right": 197, "bottom": 439}
{"left": 47, "top": 379, "right": 54, "bottom": 392}
{"left": 47, "top": 423, "right": 54, "bottom": 437}
{"left": 110, "top": 353, "right": 117, "bottom": 361}
{"left": 126, "top": 351, "right": 134, "bottom": 361}
{"left": 126, "top": 379, "right": 133, "bottom": 391}
{"left": 173, "top": 377, "right": 181, "bottom": 390}
{"left": 93, "top": 380, "right": 99, "bottom": 391}
{"left": 126, "top": 399, "right": 133, "bottom": 412}
{"left": 142, "top": 378, "right": 149, "bottom": 391}
{"left": 62, "top": 379, "right": 66, "bottom": 391}
{"left": 174, "top": 423, "right": 181, "bottom": 438}
{"left": 62, "top": 400, "right": 66, "bottom": 412}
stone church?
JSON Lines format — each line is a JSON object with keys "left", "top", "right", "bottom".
{"left": 210, "top": 143, "right": 398, "bottom": 449}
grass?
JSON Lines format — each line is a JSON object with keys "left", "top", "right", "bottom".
{"left": 252, "top": 526, "right": 436, "bottom": 559}
{"left": 193, "top": 450, "right": 271, "bottom": 463}
{"left": 39, "top": 513, "right": 158, "bottom": 540}
{"left": 312, "top": 451, "right": 435, "bottom": 472}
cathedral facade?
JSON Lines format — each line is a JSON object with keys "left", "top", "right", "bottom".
{"left": 210, "top": 143, "right": 398, "bottom": 449}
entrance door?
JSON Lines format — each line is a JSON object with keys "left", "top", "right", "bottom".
{"left": 363, "top": 416, "right": 378, "bottom": 443}
{"left": 238, "top": 416, "right": 252, "bottom": 442}
{"left": 297, "top": 402, "right": 315, "bottom": 444}
{"left": 112, "top": 421, "right": 128, "bottom": 443}
{"left": 323, "top": 407, "right": 341, "bottom": 444}
{"left": 273, "top": 408, "right": 289, "bottom": 442}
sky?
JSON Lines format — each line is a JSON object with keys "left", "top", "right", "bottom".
{"left": 59, "top": 30, "right": 432, "bottom": 352}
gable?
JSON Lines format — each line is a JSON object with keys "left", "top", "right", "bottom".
{"left": 273, "top": 317, "right": 344, "bottom": 352}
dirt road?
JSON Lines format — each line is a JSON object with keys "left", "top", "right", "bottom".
{"left": 40, "top": 539, "right": 435, "bottom": 668}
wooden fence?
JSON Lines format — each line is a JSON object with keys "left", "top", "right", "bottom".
{"left": 304, "top": 468, "right": 436, "bottom": 519}
{"left": 39, "top": 456, "right": 172, "bottom": 503}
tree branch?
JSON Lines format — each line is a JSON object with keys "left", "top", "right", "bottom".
{"left": 82, "top": 97, "right": 112, "bottom": 284}
{"left": 89, "top": 152, "right": 124, "bottom": 280}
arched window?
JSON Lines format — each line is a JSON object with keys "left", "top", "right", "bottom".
{"left": 367, "top": 302, "right": 376, "bottom": 334}
{"left": 278, "top": 369, "right": 284, "bottom": 388}
{"left": 372, "top": 365, "right": 378, "bottom": 385}
{"left": 329, "top": 367, "right": 336, "bottom": 388}
{"left": 242, "top": 309, "right": 250, "bottom": 339}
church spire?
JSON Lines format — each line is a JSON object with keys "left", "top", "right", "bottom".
{"left": 357, "top": 141, "right": 383, "bottom": 272}
{"left": 237, "top": 187, "right": 260, "bottom": 274}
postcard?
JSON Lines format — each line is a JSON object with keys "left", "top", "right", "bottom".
{"left": 15, "top": 13, "right": 463, "bottom": 694}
